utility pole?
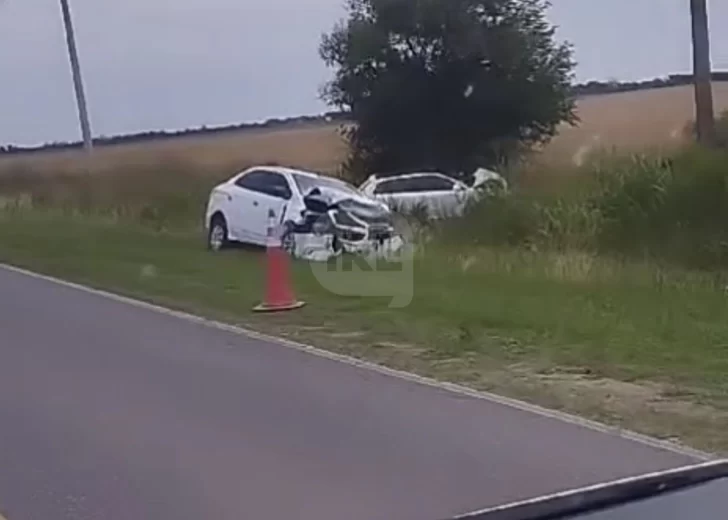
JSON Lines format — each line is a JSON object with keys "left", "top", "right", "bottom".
{"left": 59, "top": 0, "right": 93, "bottom": 152}
{"left": 690, "top": 0, "right": 715, "bottom": 146}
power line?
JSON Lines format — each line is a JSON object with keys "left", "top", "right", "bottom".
{"left": 59, "top": 0, "right": 93, "bottom": 152}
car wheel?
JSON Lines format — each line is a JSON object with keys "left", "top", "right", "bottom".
{"left": 208, "top": 214, "right": 229, "bottom": 252}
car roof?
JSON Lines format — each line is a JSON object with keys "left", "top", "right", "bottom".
{"left": 255, "top": 166, "right": 357, "bottom": 186}
{"left": 246, "top": 165, "right": 319, "bottom": 178}
{"left": 235, "top": 165, "right": 348, "bottom": 184}
{"left": 372, "top": 171, "right": 456, "bottom": 182}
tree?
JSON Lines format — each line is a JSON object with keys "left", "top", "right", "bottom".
{"left": 320, "top": 0, "right": 577, "bottom": 180}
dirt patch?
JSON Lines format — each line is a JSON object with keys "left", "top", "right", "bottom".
{"left": 511, "top": 367, "right": 728, "bottom": 452}
{"left": 274, "top": 322, "right": 728, "bottom": 453}
{"left": 328, "top": 331, "right": 368, "bottom": 339}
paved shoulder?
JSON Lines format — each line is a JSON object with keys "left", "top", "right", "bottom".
{"left": 0, "top": 266, "right": 698, "bottom": 520}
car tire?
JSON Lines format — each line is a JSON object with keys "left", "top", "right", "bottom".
{"left": 208, "top": 214, "right": 229, "bottom": 252}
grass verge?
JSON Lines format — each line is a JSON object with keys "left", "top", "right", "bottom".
{"left": 1, "top": 209, "right": 727, "bottom": 453}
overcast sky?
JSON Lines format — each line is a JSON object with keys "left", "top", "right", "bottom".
{"left": 1, "top": 0, "right": 726, "bottom": 146}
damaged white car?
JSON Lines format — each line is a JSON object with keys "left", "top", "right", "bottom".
{"left": 204, "top": 166, "right": 403, "bottom": 261}
{"left": 358, "top": 168, "right": 507, "bottom": 219}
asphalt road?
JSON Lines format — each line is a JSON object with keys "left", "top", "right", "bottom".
{"left": 0, "top": 266, "right": 701, "bottom": 520}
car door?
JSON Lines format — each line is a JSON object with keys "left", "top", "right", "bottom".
{"left": 233, "top": 170, "right": 293, "bottom": 244}
{"left": 400, "top": 175, "right": 451, "bottom": 218}
{"left": 372, "top": 177, "right": 419, "bottom": 213}
{"left": 380, "top": 175, "right": 458, "bottom": 218}
{"left": 227, "top": 171, "right": 261, "bottom": 243}
{"left": 416, "top": 174, "right": 462, "bottom": 218}
{"left": 254, "top": 171, "right": 294, "bottom": 241}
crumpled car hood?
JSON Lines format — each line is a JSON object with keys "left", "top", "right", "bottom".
{"left": 335, "top": 198, "right": 391, "bottom": 223}
{"left": 471, "top": 167, "right": 507, "bottom": 190}
{"left": 316, "top": 187, "right": 378, "bottom": 204}
{"left": 312, "top": 187, "right": 391, "bottom": 219}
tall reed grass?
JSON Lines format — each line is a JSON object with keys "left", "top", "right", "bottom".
{"left": 435, "top": 138, "right": 728, "bottom": 270}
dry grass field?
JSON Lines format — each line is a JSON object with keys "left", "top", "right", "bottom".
{"left": 546, "top": 82, "right": 728, "bottom": 165}
{"left": 1, "top": 83, "right": 727, "bottom": 181}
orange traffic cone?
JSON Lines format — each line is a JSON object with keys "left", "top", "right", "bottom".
{"left": 253, "top": 209, "right": 305, "bottom": 313}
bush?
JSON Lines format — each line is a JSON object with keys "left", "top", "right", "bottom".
{"left": 592, "top": 146, "right": 728, "bottom": 267}
{"left": 589, "top": 154, "right": 673, "bottom": 255}
{"left": 717, "top": 110, "right": 728, "bottom": 148}
{"left": 443, "top": 145, "right": 728, "bottom": 269}
{"left": 683, "top": 110, "right": 728, "bottom": 148}
{"left": 441, "top": 193, "right": 542, "bottom": 248}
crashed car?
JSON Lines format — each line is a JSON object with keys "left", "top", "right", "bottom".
{"left": 359, "top": 168, "right": 507, "bottom": 219}
{"left": 283, "top": 187, "right": 405, "bottom": 261}
{"left": 204, "top": 165, "right": 402, "bottom": 260}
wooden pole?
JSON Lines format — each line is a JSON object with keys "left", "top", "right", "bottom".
{"left": 690, "top": 0, "right": 715, "bottom": 146}
{"left": 59, "top": 0, "right": 93, "bottom": 152}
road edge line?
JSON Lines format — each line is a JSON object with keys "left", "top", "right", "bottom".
{"left": 0, "top": 261, "right": 714, "bottom": 462}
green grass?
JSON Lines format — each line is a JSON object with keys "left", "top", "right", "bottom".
{"left": 1, "top": 209, "right": 727, "bottom": 452}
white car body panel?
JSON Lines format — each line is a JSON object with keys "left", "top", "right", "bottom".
{"left": 359, "top": 169, "right": 506, "bottom": 219}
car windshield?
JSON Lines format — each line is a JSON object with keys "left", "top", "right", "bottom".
{"left": 292, "top": 173, "right": 362, "bottom": 197}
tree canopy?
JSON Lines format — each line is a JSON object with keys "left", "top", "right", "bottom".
{"left": 320, "top": 0, "right": 578, "bottom": 179}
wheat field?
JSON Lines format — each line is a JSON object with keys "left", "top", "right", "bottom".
{"left": 2, "top": 83, "right": 727, "bottom": 180}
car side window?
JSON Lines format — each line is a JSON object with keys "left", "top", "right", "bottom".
{"left": 374, "top": 176, "right": 455, "bottom": 194}
{"left": 262, "top": 172, "right": 293, "bottom": 200}
{"left": 235, "top": 171, "right": 266, "bottom": 191}
{"left": 235, "top": 170, "right": 292, "bottom": 200}
{"left": 374, "top": 178, "right": 409, "bottom": 194}
{"left": 409, "top": 175, "right": 455, "bottom": 192}
{"left": 373, "top": 181, "right": 392, "bottom": 194}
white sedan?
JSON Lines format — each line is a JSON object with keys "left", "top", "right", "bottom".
{"left": 358, "top": 168, "right": 507, "bottom": 219}
{"left": 204, "top": 166, "right": 396, "bottom": 255}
